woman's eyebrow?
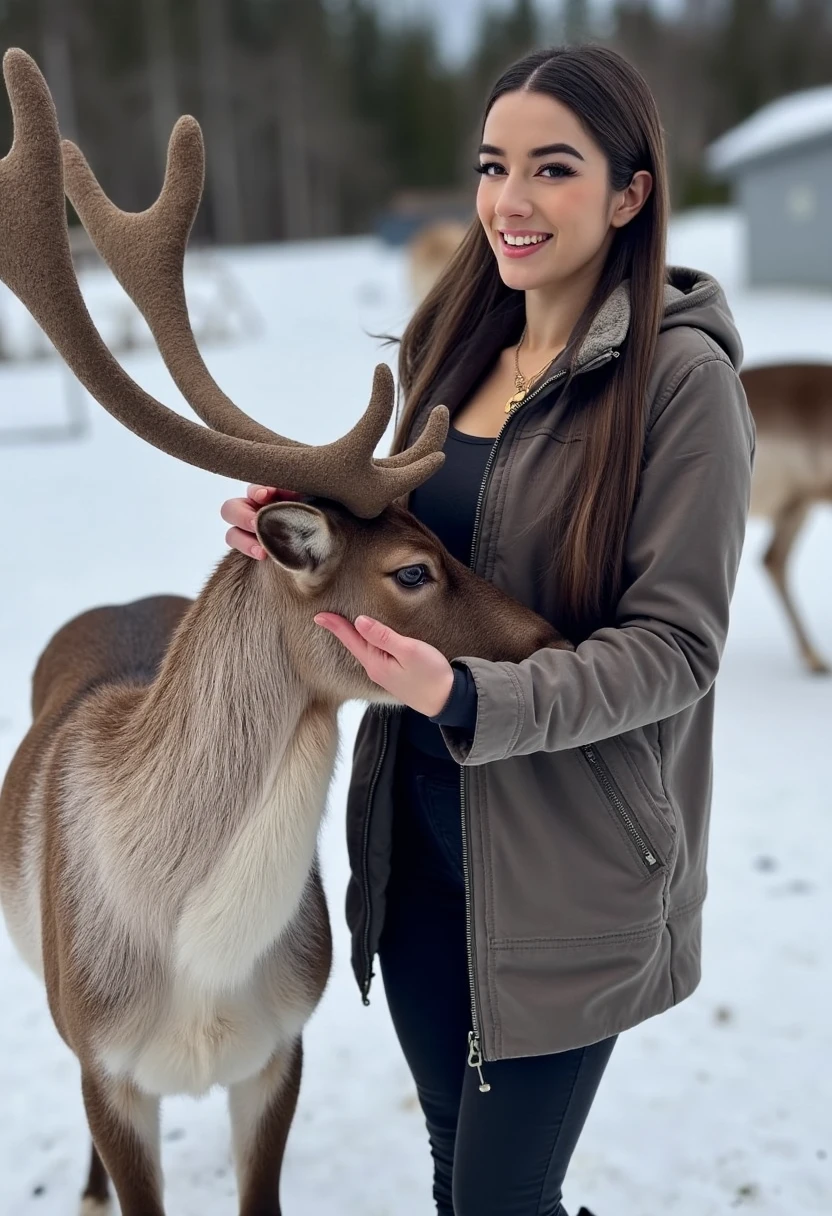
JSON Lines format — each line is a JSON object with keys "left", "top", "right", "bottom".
{"left": 478, "top": 142, "right": 585, "bottom": 161}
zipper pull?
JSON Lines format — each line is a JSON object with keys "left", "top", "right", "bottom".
{"left": 362, "top": 970, "right": 375, "bottom": 1007}
{"left": 467, "top": 1031, "right": 491, "bottom": 1093}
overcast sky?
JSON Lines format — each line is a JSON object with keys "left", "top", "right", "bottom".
{"left": 379, "top": 0, "right": 685, "bottom": 64}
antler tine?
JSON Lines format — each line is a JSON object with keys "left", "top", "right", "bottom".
{"left": 61, "top": 118, "right": 291, "bottom": 447}
{"left": 327, "top": 362, "right": 449, "bottom": 476}
{"left": 0, "top": 49, "right": 447, "bottom": 518}
{"left": 376, "top": 403, "right": 450, "bottom": 468}
{"left": 334, "top": 363, "right": 408, "bottom": 458}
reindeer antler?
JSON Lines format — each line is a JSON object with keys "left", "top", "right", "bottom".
{"left": 61, "top": 117, "right": 291, "bottom": 448}
{"left": 0, "top": 49, "right": 447, "bottom": 518}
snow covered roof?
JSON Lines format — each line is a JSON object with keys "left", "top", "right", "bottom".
{"left": 707, "top": 85, "right": 832, "bottom": 174}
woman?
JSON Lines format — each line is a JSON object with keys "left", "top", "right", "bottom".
{"left": 221, "top": 44, "right": 754, "bottom": 1216}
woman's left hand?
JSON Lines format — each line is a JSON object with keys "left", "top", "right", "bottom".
{"left": 314, "top": 613, "right": 454, "bottom": 717}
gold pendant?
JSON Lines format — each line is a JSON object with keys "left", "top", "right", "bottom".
{"left": 505, "top": 389, "right": 526, "bottom": 413}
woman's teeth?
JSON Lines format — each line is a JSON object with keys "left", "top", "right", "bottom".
{"left": 502, "top": 233, "right": 551, "bottom": 246}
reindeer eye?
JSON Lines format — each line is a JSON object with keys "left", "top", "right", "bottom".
{"left": 395, "top": 564, "right": 429, "bottom": 588}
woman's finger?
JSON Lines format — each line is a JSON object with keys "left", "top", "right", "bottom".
{"left": 315, "top": 614, "right": 377, "bottom": 669}
{"left": 246, "top": 485, "right": 303, "bottom": 504}
{"left": 220, "top": 497, "right": 258, "bottom": 532}
{"left": 246, "top": 485, "right": 276, "bottom": 503}
{"left": 354, "top": 615, "right": 409, "bottom": 661}
{"left": 225, "top": 526, "right": 266, "bottom": 560}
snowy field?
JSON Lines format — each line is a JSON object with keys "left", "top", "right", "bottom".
{"left": 0, "top": 210, "right": 829, "bottom": 1215}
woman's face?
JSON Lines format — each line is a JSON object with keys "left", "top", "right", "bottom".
{"left": 475, "top": 90, "right": 647, "bottom": 294}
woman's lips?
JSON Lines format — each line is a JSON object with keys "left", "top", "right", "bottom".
{"left": 498, "top": 232, "right": 553, "bottom": 259}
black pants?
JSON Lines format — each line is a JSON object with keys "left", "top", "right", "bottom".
{"left": 378, "top": 743, "right": 616, "bottom": 1216}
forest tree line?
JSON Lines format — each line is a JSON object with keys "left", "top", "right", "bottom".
{"left": 0, "top": 0, "right": 830, "bottom": 245}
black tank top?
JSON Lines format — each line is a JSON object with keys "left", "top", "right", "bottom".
{"left": 400, "top": 424, "right": 493, "bottom": 758}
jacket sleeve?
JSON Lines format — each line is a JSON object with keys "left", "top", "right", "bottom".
{"left": 439, "top": 355, "right": 755, "bottom": 765}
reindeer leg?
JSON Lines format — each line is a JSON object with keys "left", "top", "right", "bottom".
{"left": 763, "top": 499, "right": 829, "bottom": 675}
{"left": 80, "top": 1070, "right": 164, "bottom": 1216}
{"left": 228, "top": 1039, "right": 303, "bottom": 1216}
{"left": 80, "top": 1142, "right": 111, "bottom": 1213}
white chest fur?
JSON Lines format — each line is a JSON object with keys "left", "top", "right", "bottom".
{"left": 101, "top": 962, "right": 315, "bottom": 1096}
{"left": 97, "top": 711, "right": 339, "bottom": 1096}
{"left": 173, "top": 711, "right": 338, "bottom": 992}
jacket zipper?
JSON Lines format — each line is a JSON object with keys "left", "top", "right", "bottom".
{"left": 580, "top": 744, "right": 662, "bottom": 874}
{"left": 459, "top": 366, "right": 574, "bottom": 1091}
{"left": 358, "top": 348, "right": 619, "bottom": 1023}
{"left": 360, "top": 714, "right": 389, "bottom": 1004}
{"left": 459, "top": 769, "right": 490, "bottom": 1091}
{"left": 462, "top": 348, "right": 622, "bottom": 1089}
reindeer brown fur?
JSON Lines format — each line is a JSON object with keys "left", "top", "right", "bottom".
{"left": 407, "top": 219, "right": 470, "bottom": 305}
{"left": 740, "top": 363, "right": 832, "bottom": 674}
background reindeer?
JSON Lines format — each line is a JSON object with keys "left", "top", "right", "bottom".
{"left": 407, "top": 218, "right": 471, "bottom": 305}
{"left": 739, "top": 363, "right": 832, "bottom": 675}
{"left": 0, "top": 50, "right": 568, "bottom": 1216}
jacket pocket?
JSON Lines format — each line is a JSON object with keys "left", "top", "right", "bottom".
{"left": 579, "top": 741, "right": 669, "bottom": 877}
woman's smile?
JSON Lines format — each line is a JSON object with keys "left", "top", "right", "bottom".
{"left": 498, "top": 229, "right": 555, "bottom": 258}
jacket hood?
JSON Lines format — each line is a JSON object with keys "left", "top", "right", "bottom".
{"left": 576, "top": 265, "right": 743, "bottom": 372}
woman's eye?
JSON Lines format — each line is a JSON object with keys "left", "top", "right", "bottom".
{"left": 539, "top": 162, "right": 577, "bottom": 178}
{"left": 473, "top": 161, "right": 576, "bottom": 179}
{"left": 395, "top": 565, "right": 429, "bottom": 588}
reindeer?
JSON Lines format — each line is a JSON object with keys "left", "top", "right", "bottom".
{"left": 407, "top": 218, "right": 469, "bottom": 304}
{"left": 739, "top": 363, "right": 832, "bottom": 675}
{"left": 0, "top": 51, "right": 568, "bottom": 1216}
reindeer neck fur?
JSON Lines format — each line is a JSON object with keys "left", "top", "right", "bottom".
{"left": 67, "top": 552, "right": 340, "bottom": 994}
{"left": 133, "top": 552, "right": 321, "bottom": 788}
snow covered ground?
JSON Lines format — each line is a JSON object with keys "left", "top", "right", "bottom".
{"left": 0, "top": 210, "right": 829, "bottom": 1215}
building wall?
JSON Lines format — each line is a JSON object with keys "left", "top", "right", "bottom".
{"left": 736, "top": 136, "right": 832, "bottom": 288}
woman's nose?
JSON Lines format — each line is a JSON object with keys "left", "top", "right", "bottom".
{"left": 494, "top": 178, "right": 534, "bottom": 219}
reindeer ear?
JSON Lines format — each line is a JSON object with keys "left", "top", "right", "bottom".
{"left": 255, "top": 502, "right": 338, "bottom": 576}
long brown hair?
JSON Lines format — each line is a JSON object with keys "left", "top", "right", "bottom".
{"left": 390, "top": 45, "right": 669, "bottom": 639}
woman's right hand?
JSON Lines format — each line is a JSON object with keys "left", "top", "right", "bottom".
{"left": 220, "top": 484, "right": 302, "bottom": 560}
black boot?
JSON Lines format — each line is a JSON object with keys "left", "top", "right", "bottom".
{"left": 576, "top": 1209, "right": 597, "bottom": 1215}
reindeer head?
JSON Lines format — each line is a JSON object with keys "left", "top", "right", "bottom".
{"left": 254, "top": 497, "right": 563, "bottom": 704}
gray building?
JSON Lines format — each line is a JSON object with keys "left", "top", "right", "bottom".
{"left": 706, "top": 86, "right": 832, "bottom": 290}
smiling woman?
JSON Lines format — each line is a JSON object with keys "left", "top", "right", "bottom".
{"left": 222, "top": 43, "right": 754, "bottom": 1216}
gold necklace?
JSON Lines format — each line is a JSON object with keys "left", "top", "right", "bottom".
{"left": 505, "top": 326, "right": 558, "bottom": 413}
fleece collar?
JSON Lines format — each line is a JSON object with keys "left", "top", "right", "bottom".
{"left": 574, "top": 266, "right": 723, "bottom": 368}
